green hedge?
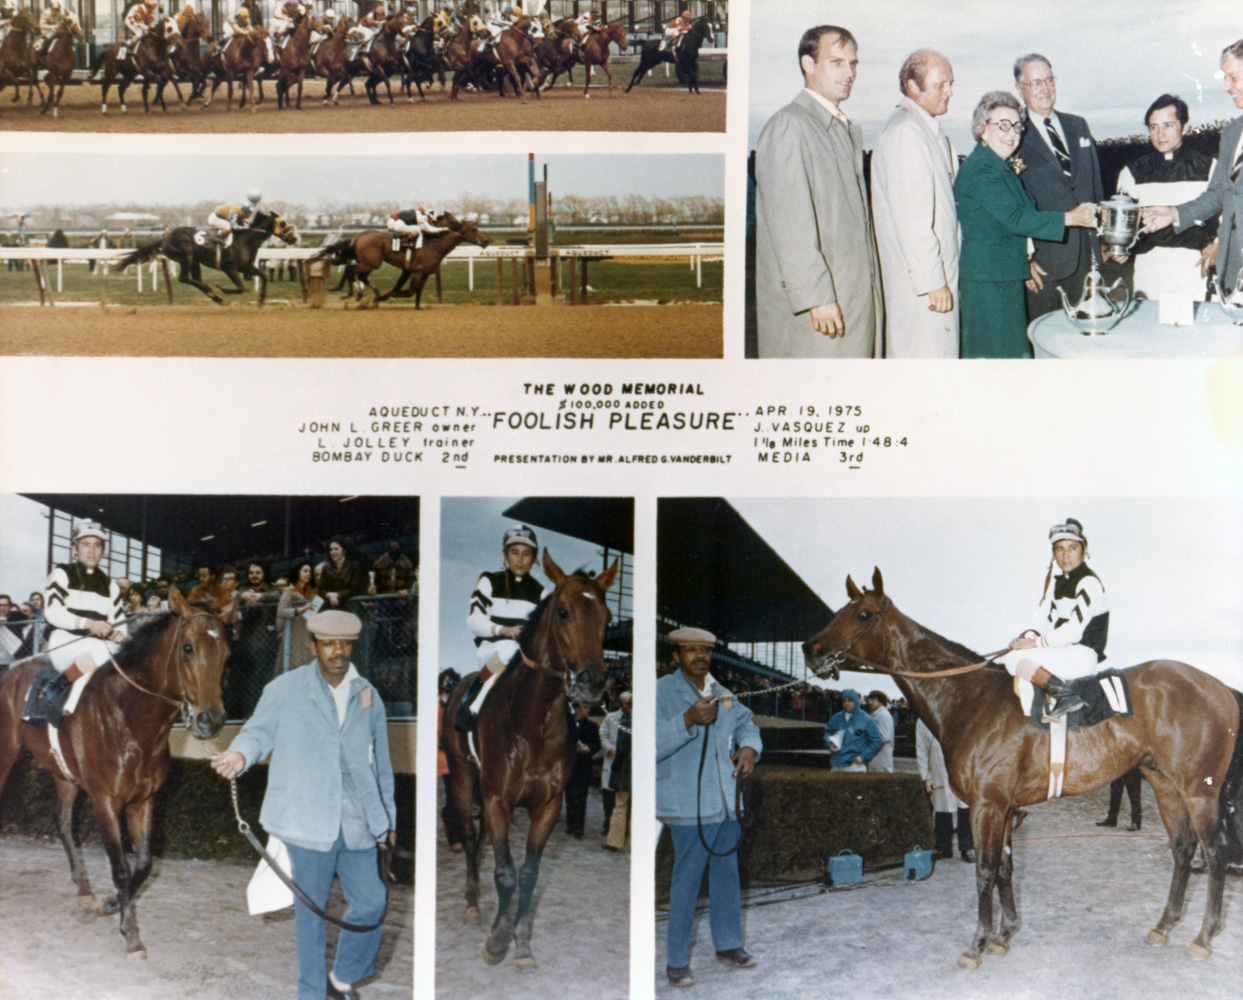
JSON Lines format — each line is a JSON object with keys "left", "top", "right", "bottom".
{"left": 657, "top": 767, "right": 933, "bottom": 900}
{"left": 0, "top": 757, "right": 414, "bottom": 880}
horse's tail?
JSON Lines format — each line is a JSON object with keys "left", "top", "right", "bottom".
{"left": 1221, "top": 688, "right": 1243, "bottom": 861}
{"left": 116, "top": 241, "right": 164, "bottom": 269}
{"left": 310, "top": 239, "right": 355, "bottom": 265}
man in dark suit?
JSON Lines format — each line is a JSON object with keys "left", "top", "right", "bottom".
{"left": 1142, "top": 39, "right": 1243, "bottom": 295}
{"left": 564, "top": 702, "right": 601, "bottom": 838}
{"left": 1013, "top": 53, "right": 1103, "bottom": 318}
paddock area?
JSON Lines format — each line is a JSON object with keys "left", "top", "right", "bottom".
{"left": 654, "top": 775, "right": 1242, "bottom": 1000}
{"left": 0, "top": 836, "right": 414, "bottom": 1000}
{"left": 436, "top": 785, "right": 629, "bottom": 1000}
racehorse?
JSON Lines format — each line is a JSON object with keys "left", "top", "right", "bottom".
{"left": 802, "top": 569, "right": 1243, "bottom": 969}
{"left": 36, "top": 14, "right": 80, "bottom": 118}
{"left": 202, "top": 23, "right": 264, "bottom": 112}
{"left": 441, "top": 553, "right": 619, "bottom": 972}
{"left": 441, "top": 17, "right": 488, "bottom": 100}
{"left": 358, "top": 13, "right": 411, "bottom": 105}
{"left": 116, "top": 209, "right": 298, "bottom": 305}
{"left": 275, "top": 8, "right": 312, "bottom": 109}
{"left": 483, "top": 14, "right": 543, "bottom": 102}
{"left": 170, "top": 10, "right": 213, "bottom": 100}
{"left": 313, "top": 213, "right": 489, "bottom": 308}
{"left": 0, "top": 10, "right": 42, "bottom": 110}
{"left": 0, "top": 589, "right": 233, "bottom": 958}
{"left": 533, "top": 19, "right": 576, "bottom": 90}
{"left": 91, "top": 17, "right": 186, "bottom": 114}
{"left": 575, "top": 20, "right": 625, "bottom": 98}
{"left": 400, "top": 15, "right": 446, "bottom": 101}
{"left": 312, "top": 14, "right": 354, "bottom": 104}
{"left": 625, "top": 14, "right": 714, "bottom": 95}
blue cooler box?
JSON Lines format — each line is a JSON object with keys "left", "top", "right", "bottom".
{"left": 827, "top": 849, "right": 863, "bottom": 885}
{"left": 905, "top": 845, "right": 934, "bottom": 880}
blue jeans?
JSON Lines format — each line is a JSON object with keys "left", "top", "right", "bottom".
{"left": 666, "top": 821, "right": 743, "bottom": 968}
{"left": 285, "top": 833, "right": 387, "bottom": 1000}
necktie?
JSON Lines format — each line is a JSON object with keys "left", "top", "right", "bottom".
{"left": 1231, "top": 139, "right": 1242, "bottom": 184}
{"left": 1044, "top": 117, "right": 1072, "bottom": 178}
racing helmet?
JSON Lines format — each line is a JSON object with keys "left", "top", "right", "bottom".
{"left": 236, "top": 7, "right": 250, "bottom": 21}
{"left": 502, "top": 524, "right": 538, "bottom": 554}
{"left": 245, "top": 187, "right": 263, "bottom": 205}
{"left": 73, "top": 520, "right": 107, "bottom": 545}
{"left": 1048, "top": 518, "right": 1087, "bottom": 549}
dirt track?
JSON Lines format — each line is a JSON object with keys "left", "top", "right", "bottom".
{"left": 0, "top": 302, "right": 722, "bottom": 357}
{"left": 0, "top": 837, "right": 413, "bottom": 1000}
{"left": 0, "top": 83, "right": 724, "bottom": 132}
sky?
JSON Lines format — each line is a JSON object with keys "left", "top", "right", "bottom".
{"left": 438, "top": 497, "right": 625, "bottom": 677}
{"left": 0, "top": 495, "right": 51, "bottom": 601}
{"left": 728, "top": 497, "right": 1243, "bottom": 698}
{"left": 749, "top": 0, "right": 1241, "bottom": 150}
{"left": 0, "top": 152, "right": 724, "bottom": 212}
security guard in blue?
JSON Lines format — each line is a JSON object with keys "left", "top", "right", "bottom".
{"left": 212, "top": 610, "right": 396, "bottom": 1000}
{"left": 657, "top": 627, "right": 762, "bottom": 988}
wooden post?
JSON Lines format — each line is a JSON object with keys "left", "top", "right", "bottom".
{"left": 511, "top": 258, "right": 519, "bottom": 305}
{"left": 435, "top": 266, "right": 443, "bottom": 303}
{"left": 32, "top": 260, "right": 50, "bottom": 305}
{"left": 496, "top": 258, "right": 504, "bottom": 306}
{"left": 581, "top": 258, "right": 589, "bottom": 304}
{"left": 568, "top": 258, "right": 577, "bottom": 305}
{"left": 307, "top": 258, "right": 327, "bottom": 308}
{"left": 160, "top": 257, "right": 174, "bottom": 305}
{"left": 298, "top": 260, "right": 309, "bottom": 303}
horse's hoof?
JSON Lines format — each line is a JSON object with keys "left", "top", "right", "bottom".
{"left": 464, "top": 906, "right": 481, "bottom": 924}
{"left": 121, "top": 104, "right": 128, "bottom": 113}
{"left": 100, "top": 104, "right": 107, "bottom": 113}
{"left": 1186, "top": 942, "right": 1211, "bottom": 960}
{"left": 515, "top": 956, "right": 538, "bottom": 974}
{"left": 1146, "top": 929, "right": 1168, "bottom": 946}
{"left": 984, "top": 941, "right": 1009, "bottom": 957}
{"left": 481, "top": 942, "right": 507, "bottom": 965}
{"left": 957, "top": 954, "right": 981, "bottom": 971}
{"left": 125, "top": 947, "right": 148, "bottom": 960}
{"left": 76, "top": 893, "right": 96, "bottom": 909}
{"left": 77, "top": 907, "right": 97, "bottom": 924}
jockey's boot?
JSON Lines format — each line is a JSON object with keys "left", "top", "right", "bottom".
{"left": 453, "top": 674, "right": 484, "bottom": 733}
{"left": 21, "top": 669, "right": 73, "bottom": 725}
{"left": 1033, "top": 668, "right": 1086, "bottom": 719}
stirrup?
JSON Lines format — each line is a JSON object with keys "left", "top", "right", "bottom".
{"left": 1043, "top": 692, "right": 1085, "bottom": 720}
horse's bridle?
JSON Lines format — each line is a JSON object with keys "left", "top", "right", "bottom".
{"left": 105, "top": 611, "right": 224, "bottom": 726}
{"left": 819, "top": 595, "right": 1008, "bottom": 679}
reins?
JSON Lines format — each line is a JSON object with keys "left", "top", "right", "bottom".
{"left": 98, "top": 610, "right": 223, "bottom": 723}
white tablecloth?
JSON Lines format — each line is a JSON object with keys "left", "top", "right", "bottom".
{"left": 1028, "top": 299, "right": 1243, "bottom": 358}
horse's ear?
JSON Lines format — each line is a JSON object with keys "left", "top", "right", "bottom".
{"left": 543, "top": 550, "right": 566, "bottom": 586}
{"left": 218, "top": 599, "right": 238, "bottom": 624}
{"left": 871, "top": 567, "right": 885, "bottom": 598}
{"left": 846, "top": 575, "right": 862, "bottom": 601}
{"left": 168, "top": 586, "right": 189, "bottom": 615}
{"left": 595, "top": 559, "right": 619, "bottom": 592}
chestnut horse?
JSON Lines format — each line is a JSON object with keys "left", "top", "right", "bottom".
{"left": 487, "top": 15, "right": 542, "bottom": 102}
{"left": 576, "top": 21, "right": 626, "bottom": 98}
{"left": 92, "top": 17, "right": 186, "bottom": 114}
{"left": 312, "top": 15, "right": 354, "bottom": 105}
{"left": 313, "top": 213, "right": 489, "bottom": 308}
{"left": 0, "top": 589, "right": 233, "bottom": 958}
{"left": 275, "top": 8, "right": 312, "bottom": 109}
{"left": 0, "top": 10, "right": 43, "bottom": 109}
{"left": 441, "top": 553, "right": 619, "bottom": 972}
{"left": 36, "top": 15, "right": 81, "bottom": 118}
{"left": 203, "top": 26, "right": 265, "bottom": 112}
{"left": 803, "top": 569, "right": 1243, "bottom": 968}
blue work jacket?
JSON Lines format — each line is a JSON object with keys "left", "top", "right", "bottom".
{"left": 823, "top": 708, "right": 883, "bottom": 768}
{"left": 656, "top": 668, "right": 762, "bottom": 825}
{"left": 230, "top": 662, "right": 397, "bottom": 852}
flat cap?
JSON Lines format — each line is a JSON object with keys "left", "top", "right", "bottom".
{"left": 307, "top": 610, "right": 362, "bottom": 640}
{"left": 668, "top": 626, "right": 717, "bottom": 646}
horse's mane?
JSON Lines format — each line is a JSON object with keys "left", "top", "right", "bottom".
{"left": 913, "top": 622, "right": 982, "bottom": 665}
{"left": 100, "top": 611, "right": 179, "bottom": 677}
{"left": 505, "top": 567, "right": 597, "bottom": 673}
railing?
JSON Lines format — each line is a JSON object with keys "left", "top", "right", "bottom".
{"left": 2, "top": 594, "right": 416, "bottom": 721}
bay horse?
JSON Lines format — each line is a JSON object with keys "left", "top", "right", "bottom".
{"left": 36, "top": 14, "right": 80, "bottom": 118}
{"left": 171, "top": 11, "right": 213, "bottom": 101}
{"left": 312, "top": 15, "right": 354, "bottom": 105}
{"left": 802, "top": 568, "right": 1243, "bottom": 968}
{"left": 202, "top": 25, "right": 264, "bottom": 112}
{"left": 399, "top": 15, "right": 445, "bottom": 101}
{"left": 275, "top": 8, "right": 312, "bottom": 109}
{"left": 625, "top": 14, "right": 714, "bottom": 95}
{"left": 313, "top": 213, "right": 489, "bottom": 308}
{"left": 0, "top": 10, "right": 42, "bottom": 110}
{"left": 441, "top": 18, "right": 487, "bottom": 100}
{"left": 576, "top": 21, "right": 625, "bottom": 98}
{"left": 533, "top": 20, "right": 576, "bottom": 90}
{"left": 0, "top": 588, "right": 233, "bottom": 958}
{"left": 116, "top": 209, "right": 298, "bottom": 305}
{"left": 92, "top": 17, "right": 186, "bottom": 114}
{"left": 358, "top": 14, "right": 411, "bottom": 105}
{"left": 441, "top": 553, "right": 619, "bottom": 972}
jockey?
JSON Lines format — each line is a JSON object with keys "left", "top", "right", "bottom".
{"left": 205, "top": 188, "right": 263, "bottom": 247}
{"left": 37, "top": 0, "right": 67, "bottom": 54}
{"left": 1, "top": 0, "right": 19, "bottom": 38}
{"left": 349, "top": 3, "right": 384, "bottom": 55}
{"left": 222, "top": 5, "right": 253, "bottom": 43}
{"left": 310, "top": 6, "right": 336, "bottom": 43}
{"left": 1001, "top": 518, "right": 1108, "bottom": 719}
{"left": 174, "top": 1, "right": 197, "bottom": 32}
{"left": 660, "top": 9, "right": 691, "bottom": 52}
{"left": 454, "top": 524, "right": 547, "bottom": 732}
{"left": 271, "top": 0, "right": 304, "bottom": 51}
{"left": 482, "top": 0, "right": 520, "bottom": 49}
{"left": 570, "top": 8, "right": 598, "bottom": 56}
{"left": 23, "top": 521, "right": 128, "bottom": 724}
{"left": 386, "top": 205, "right": 449, "bottom": 251}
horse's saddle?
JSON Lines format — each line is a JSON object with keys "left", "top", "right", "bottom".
{"left": 1026, "top": 668, "right": 1133, "bottom": 732}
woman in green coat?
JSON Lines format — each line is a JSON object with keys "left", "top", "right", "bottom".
{"left": 954, "top": 92, "right": 1098, "bottom": 357}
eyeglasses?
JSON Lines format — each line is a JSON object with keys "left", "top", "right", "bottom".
{"left": 1020, "top": 77, "right": 1056, "bottom": 91}
{"left": 987, "top": 119, "right": 1026, "bottom": 133}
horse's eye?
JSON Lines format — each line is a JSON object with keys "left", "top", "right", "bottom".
{"left": 858, "top": 611, "right": 871, "bottom": 621}
{"left": 183, "top": 643, "right": 194, "bottom": 655}
{"left": 557, "top": 606, "right": 569, "bottom": 620}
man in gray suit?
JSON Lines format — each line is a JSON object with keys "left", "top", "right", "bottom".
{"left": 1142, "top": 39, "right": 1243, "bottom": 296}
{"left": 1014, "top": 53, "right": 1104, "bottom": 320}
{"left": 872, "top": 50, "right": 959, "bottom": 358}
{"left": 754, "top": 24, "right": 883, "bottom": 358}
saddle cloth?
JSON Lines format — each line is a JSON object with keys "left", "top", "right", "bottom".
{"left": 1025, "top": 667, "right": 1133, "bottom": 733}
{"left": 193, "top": 228, "right": 231, "bottom": 247}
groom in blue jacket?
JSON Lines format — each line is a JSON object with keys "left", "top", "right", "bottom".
{"left": 823, "top": 688, "right": 882, "bottom": 771}
{"left": 212, "top": 610, "right": 397, "bottom": 1000}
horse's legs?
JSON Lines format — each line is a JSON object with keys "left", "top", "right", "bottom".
{"left": 482, "top": 798, "right": 517, "bottom": 963}
{"left": 581, "top": 62, "right": 591, "bottom": 98}
{"left": 1184, "top": 788, "right": 1228, "bottom": 958}
{"left": 1144, "top": 766, "right": 1198, "bottom": 946}
{"left": 91, "top": 798, "right": 145, "bottom": 956}
{"left": 601, "top": 60, "right": 613, "bottom": 97}
{"left": 510, "top": 796, "right": 560, "bottom": 973}
{"left": 988, "top": 810, "right": 1021, "bottom": 953}
{"left": 123, "top": 797, "right": 156, "bottom": 900}
{"left": 52, "top": 778, "right": 96, "bottom": 908}
{"left": 177, "top": 256, "right": 224, "bottom": 304}
{"left": 448, "top": 761, "right": 484, "bottom": 921}
{"left": 625, "top": 55, "right": 649, "bottom": 92}
{"left": 217, "top": 265, "right": 249, "bottom": 296}
{"left": 958, "top": 804, "right": 1005, "bottom": 970}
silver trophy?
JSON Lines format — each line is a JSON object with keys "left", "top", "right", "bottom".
{"left": 1098, "top": 194, "right": 1142, "bottom": 260}
{"left": 1213, "top": 264, "right": 1243, "bottom": 325}
{"left": 1057, "top": 262, "right": 1133, "bottom": 335}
